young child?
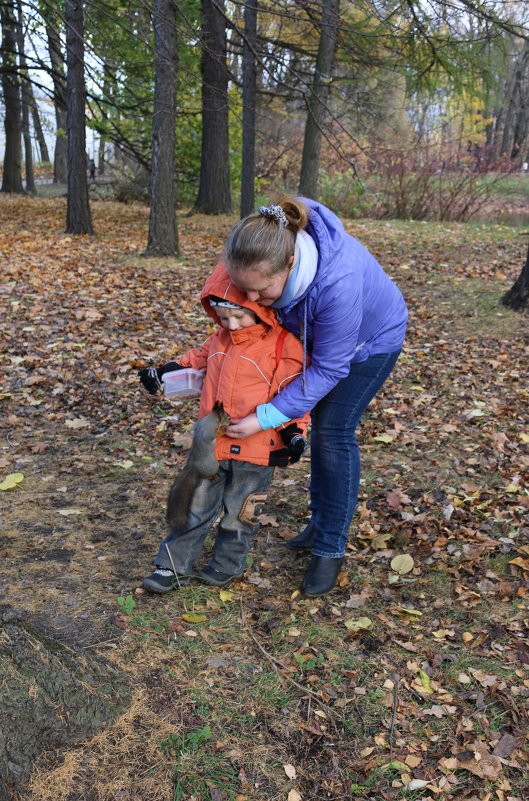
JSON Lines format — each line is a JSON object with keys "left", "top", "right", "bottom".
{"left": 139, "top": 265, "right": 310, "bottom": 592}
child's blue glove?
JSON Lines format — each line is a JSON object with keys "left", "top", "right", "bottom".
{"left": 138, "top": 362, "right": 182, "bottom": 394}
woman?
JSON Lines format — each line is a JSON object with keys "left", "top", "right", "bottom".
{"left": 223, "top": 195, "right": 408, "bottom": 597}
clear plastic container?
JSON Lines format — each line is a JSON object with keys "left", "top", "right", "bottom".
{"left": 162, "top": 368, "right": 205, "bottom": 399}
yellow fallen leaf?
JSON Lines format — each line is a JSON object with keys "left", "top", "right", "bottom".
{"left": 287, "top": 790, "right": 302, "bottom": 801}
{"left": 381, "top": 759, "right": 408, "bottom": 771}
{"left": 0, "top": 472, "right": 24, "bottom": 491}
{"left": 219, "top": 590, "right": 234, "bottom": 602}
{"left": 374, "top": 434, "right": 393, "bottom": 444}
{"left": 519, "top": 433, "right": 529, "bottom": 443}
{"left": 391, "top": 554, "right": 414, "bottom": 575}
{"left": 359, "top": 746, "right": 376, "bottom": 757}
{"left": 182, "top": 613, "right": 207, "bottom": 623}
{"left": 114, "top": 460, "right": 134, "bottom": 470}
{"left": 393, "top": 606, "right": 423, "bottom": 618}
{"left": 344, "top": 616, "right": 372, "bottom": 631}
{"left": 509, "top": 557, "right": 529, "bottom": 571}
{"left": 418, "top": 669, "right": 433, "bottom": 693}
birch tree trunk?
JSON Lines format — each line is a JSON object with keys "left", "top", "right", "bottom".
{"left": 17, "top": 3, "right": 36, "bottom": 194}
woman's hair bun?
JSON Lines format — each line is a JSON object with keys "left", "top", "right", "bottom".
{"left": 277, "top": 194, "right": 309, "bottom": 232}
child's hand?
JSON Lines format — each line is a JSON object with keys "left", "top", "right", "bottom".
{"left": 226, "top": 414, "right": 261, "bottom": 439}
{"left": 138, "top": 362, "right": 182, "bottom": 394}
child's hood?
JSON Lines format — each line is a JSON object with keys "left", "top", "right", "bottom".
{"left": 201, "top": 262, "right": 279, "bottom": 329}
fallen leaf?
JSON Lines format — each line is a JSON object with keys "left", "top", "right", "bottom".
{"left": 492, "top": 734, "right": 518, "bottom": 758}
{"left": 219, "top": 589, "right": 234, "bottom": 602}
{"left": 287, "top": 790, "right": 302, "bottom": 801}
{"left": 284, "top": 763, "right": 296, "bottom": 780}
{"left": 374, "top": 433, "right": 394, "bottom": 443}
{"left": 0, "top": 472, "right": 24, "bottom": 491}
{"left": 405, "top": 779, "right": 429, "bottom": 791}
{"left": 391, "top": 554, "right": 415, "bottom": 574}
{"left": 182, "top": 613, "right": 207, "bottom": 623}
{"left": 65, "top": 417, "right": 91, "bottom": 429}
{"left": 344, "top": 616, "right": 372, "bottom": 631}
{"left": 58, "top": 509, "right": 83, "bottom": 516}
{"left": 114, "top": 460, "right": 134, "bottom": 469}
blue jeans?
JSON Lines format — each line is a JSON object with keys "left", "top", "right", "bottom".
{"left": 309, "top": 350, "right": 402, "bottom": 558}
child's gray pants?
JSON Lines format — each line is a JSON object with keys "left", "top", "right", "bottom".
{"left": 155, "top": 460, "right": 275, "bottom": 577}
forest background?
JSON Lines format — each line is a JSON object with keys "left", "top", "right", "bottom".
{"left": 1, "top": 1, "right": 529, "bottom": 800}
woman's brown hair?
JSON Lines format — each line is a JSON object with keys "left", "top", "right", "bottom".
{"left": 225, "top": 195, "right": 309, "bottom": 276}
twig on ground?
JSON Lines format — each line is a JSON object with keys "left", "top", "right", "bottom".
{"left": 389, "top": 673, "right": 400, "bottom": 760}
{"left": 239, "top": 598, "right": 341, "bottom": 730}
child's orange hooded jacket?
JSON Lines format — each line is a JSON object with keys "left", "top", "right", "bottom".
{"left": 178, "top": 263, "right": 310, "bottom": 467}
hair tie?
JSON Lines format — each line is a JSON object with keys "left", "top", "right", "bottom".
{"left": 258, "top": 204, "right": 288, "bottom": 228}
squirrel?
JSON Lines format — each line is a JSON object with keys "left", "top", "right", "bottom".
{"left": 166, "top": 402, "right": 231, "bottom": 531}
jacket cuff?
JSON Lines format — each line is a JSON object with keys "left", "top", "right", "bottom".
{"left": 256, "top": 403, "right": 291, "bottom": 430}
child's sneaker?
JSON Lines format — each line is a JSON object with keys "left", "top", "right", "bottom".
{"left": 195, "top": 565, "right": 242, "bottom": 587}
{"left": 142, "top": 568, "right": 191, "bottom": 593}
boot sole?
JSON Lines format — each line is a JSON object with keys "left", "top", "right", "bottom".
{"left": 196, "top": 571, "right": 243, "bottom": 587}
{"left": 142, "top": 576, "right": 191, "bottom": 593}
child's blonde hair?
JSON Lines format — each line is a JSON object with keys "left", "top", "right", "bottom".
{"left": 225, "top": 195, "right": 309, "bottom": 277}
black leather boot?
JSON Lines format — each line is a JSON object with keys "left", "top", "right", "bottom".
{"left": 301, "top": 555, "right": 344, "bottom": 597}
{"left": 286, "top": 520, "right": 315, "bottom": 551}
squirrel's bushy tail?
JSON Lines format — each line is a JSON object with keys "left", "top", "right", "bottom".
{"left": 166, "top": 468, "right": 199, "bottom": 530}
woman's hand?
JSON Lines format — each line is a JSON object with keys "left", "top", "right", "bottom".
{"left": 226, "top": 413, "right": 262, "bottom": 439}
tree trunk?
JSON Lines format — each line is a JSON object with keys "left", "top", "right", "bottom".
{"left": 146, "top": 0, "right": 179, "bottom": 255}
{"left": 1, "top": 0, "right": 23, "bottom": 193}
{"left": 502, "top": 239, "right": 529, "bottom": 313}
{"left": 17, "top": 3, "right": 36, "bottom": 194}
{"left": 499, "top": 42, "right": 529, "bottom": 158}
{"left": 194, "top": 0, "right": 232, "bottom": 214}
{"left": 30, "top": 92, "right": 51, "bottom": 164}
{"left": 0, "top": 608, "right": 129, "bottom": 798}
{"left": 97, "top": 66, "right": 111, "bottom": 176}
{"left": 240, "top": 0, "right": 258, "bottom": 218}
{"left": 98, "top": 136, "right": 105, "bottom": 175}
{"left": 298, "top": 0, "right": 340, "bottom": 199}
{"left": 65, "top": 0, "right": 93, "bottom": 234}
{"left": 44, "top": 9, "right": 68, "bottom": 183}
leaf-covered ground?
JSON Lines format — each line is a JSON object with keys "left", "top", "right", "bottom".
{"left": 1, "top": 196, "right": 528, "bottom": 801}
